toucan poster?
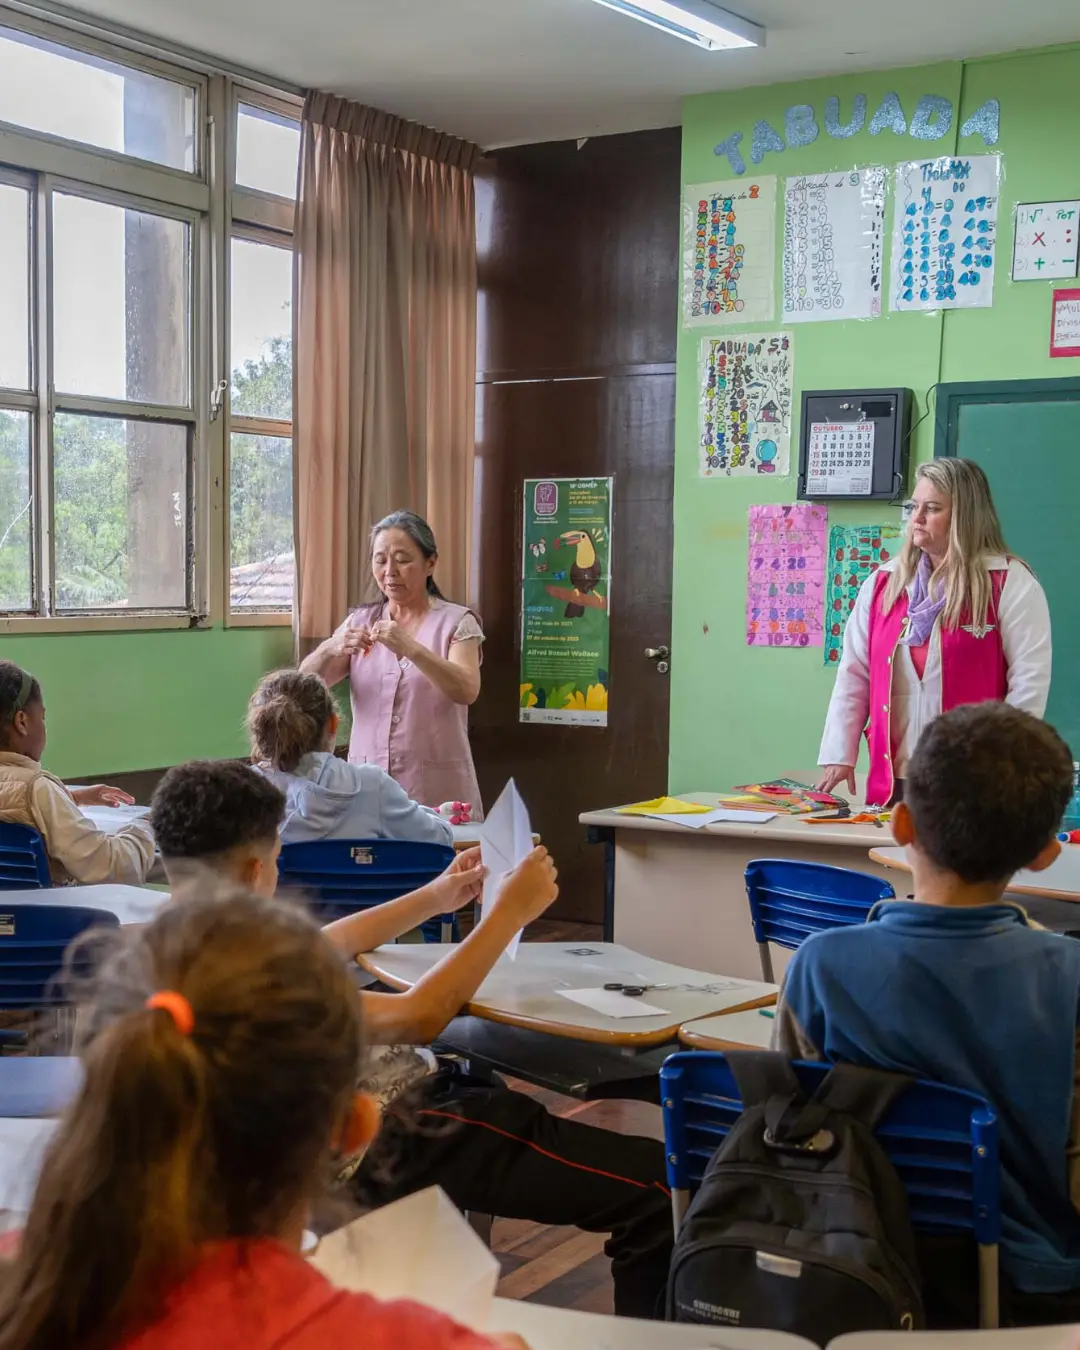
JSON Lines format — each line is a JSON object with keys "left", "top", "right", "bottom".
{"left": 520, "top": 478, "right": 612, "bottom": 727}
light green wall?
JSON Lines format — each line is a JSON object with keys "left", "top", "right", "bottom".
{"left": 670, "top": 45, "right": 1080, "bottom": 792}
{"left": 4, "top": 626, "right": 293, "bottom": 778}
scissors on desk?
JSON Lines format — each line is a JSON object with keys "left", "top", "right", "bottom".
{"left": 604, "top": 982, "right": 653, "bottom": 997}
{"left": 804, "top": 809, "right": 890, "bottom": 827}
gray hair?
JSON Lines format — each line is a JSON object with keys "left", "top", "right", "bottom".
{"left": 370, "top": 510, "right": 445, "bottom": 600}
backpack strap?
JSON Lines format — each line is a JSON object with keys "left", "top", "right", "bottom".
{"left": 725, "top": 1050, "right": 831, "bottom": 1144}
{"left": 812, "top": 1062, "right": 913, "bottom": 1129}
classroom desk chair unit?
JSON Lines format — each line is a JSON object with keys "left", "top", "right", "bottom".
{"left": 660, "top": 1051, "right": 1001, "bottom": 1330}
{"left": 0, "top": 823, "right": 50, "bottom": 891}
{"left": 745, "top": 859, "right": 895, "bottom": 982}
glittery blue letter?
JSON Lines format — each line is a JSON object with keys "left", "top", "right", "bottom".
{"left": 868, "top": 92, "right": 907, "bottom": 137}
{"left": 713, "top": 130, "right": 746, "bottom": 175}
{"left": 750, "top": 119, "right": 786, "bottom": 165}
{"left": 824, "top": 94, "right": 867, "bottom": 139}
{"left": 909, "top": 94, "right": 953, "bottom": 141}
{"left": 960, "top": 99, "right": 1000, "bottom": 147}
{"left": 784, "top": 103, "right": 819, "bottom": 149}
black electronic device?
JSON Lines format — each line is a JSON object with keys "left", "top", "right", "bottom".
{"left": 797, "top": 388, "right": 913, "bottom": 501}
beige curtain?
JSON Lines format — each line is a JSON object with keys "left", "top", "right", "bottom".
{"left": 293, "top": 92, "right": 480, "bottom": 652}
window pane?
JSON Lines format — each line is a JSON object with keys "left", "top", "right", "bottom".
{"left": 0, "top": 26, "right": 195, "bottom": 171}
{"left": 0, "top": 409, "right": 32, "bottom": 611}
{"left": 230, "top": 432, "right": 293, "bottom": 610}
{"left": 236, "top": 104, "right": 300, "bottom": 199}
{"left": 231, "top": 237, "right": 292, "bottom": 420}
{"left": 0, "top": 184, "right": 29, "bottom": 391}
{"left": 53, "top": 194, "right": 190, "bottom": 405}
{"left": 54, "top": 413, "right": 187, "bottom": 610}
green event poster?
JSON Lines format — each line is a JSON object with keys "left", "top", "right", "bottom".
{"left": 520, "top": 478, "right": 613, "bottom": 726}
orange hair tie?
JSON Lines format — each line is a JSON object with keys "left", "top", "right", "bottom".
{"left": 145, "top": 991, "right": 195, "bottom": 1036}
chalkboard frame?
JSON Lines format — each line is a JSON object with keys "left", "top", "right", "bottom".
{"left": 935, "top": 377, "right": 1080, "bottom": 458}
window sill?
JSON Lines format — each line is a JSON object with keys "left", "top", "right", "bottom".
{"left": 225, "top": 610, "right": 292, "bottom": 629}
{"left": 0, "top": 613, "right": 209, "bottom": 635}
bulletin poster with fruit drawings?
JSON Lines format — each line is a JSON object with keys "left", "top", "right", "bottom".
{"left": 824, "top": 523, "right": 902, "bottom": 666}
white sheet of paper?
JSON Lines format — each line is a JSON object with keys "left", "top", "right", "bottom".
{"left": 557, "top": 988, "right": 672, "bottom": 1019}
{"left": 309, "top": 1186, "right": 499, "bottom": 1330}
{"left": 647, "top": 808, "right": 777, "bottom": 828}
{"left": 479, "top": 778, "right": 534, "bottom": 961}
{"left": 78, "top": 804, "right": 151, "bottom": 835}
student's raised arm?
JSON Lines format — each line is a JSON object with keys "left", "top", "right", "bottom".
{"left": 30, "top": 779, "right": 154, "bottom": 885}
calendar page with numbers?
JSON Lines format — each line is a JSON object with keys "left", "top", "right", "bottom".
{"left": 806, "top": 421, "right": 876, "bottom": 496}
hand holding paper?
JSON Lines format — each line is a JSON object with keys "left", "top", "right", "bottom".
{"left": 480, "top": 780, "right": 556, "bottom": 960}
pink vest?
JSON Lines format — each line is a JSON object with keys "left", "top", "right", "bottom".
{"left": 865, "top": 567, "right": 1008, "bottom": 806}
{"left": 346, "top": 599, "right": 484, "bottom": 819}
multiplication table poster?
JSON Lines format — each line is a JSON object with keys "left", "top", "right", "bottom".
{"left": 746, "top": 503, "right": 827, "bottom": 649}
{"left": 682, "top": 176, "right": 776, "bottom": 326}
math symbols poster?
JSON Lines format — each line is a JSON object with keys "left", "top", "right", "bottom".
{"left": 891, "top": 155, "right": 1001, "bottom": 312}
{"left": 824, "top": 523, "right": 902, "bottom": 667}
{"left": 782, "top": 168, "right": 886, "bottom": 322}
{"left": 682, "top": 176, "right": 776, "bottom": 327}
{"left": 699, "top": 331, "right": 793, "bottom": 478}
{"left": 1012, "top": 201, "right": 1080, "bottom": 282}
{"left": 746, "top": 503, "right": 827, "bottom": 649}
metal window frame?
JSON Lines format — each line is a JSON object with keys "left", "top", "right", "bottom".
{"left": 231, "top": 85, "right": 302, "bottom": 232}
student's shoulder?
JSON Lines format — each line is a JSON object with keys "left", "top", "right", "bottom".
{"left": 309, "top": 1291, "right": 497, "bottom": 1348}
{"left": 786, "top": 920, "right": 886, "bottom": 978}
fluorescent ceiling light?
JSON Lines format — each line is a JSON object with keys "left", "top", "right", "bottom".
{"left": 589, "top": 0, "right": 764, "bottom": 50}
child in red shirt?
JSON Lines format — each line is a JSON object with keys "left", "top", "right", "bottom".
{"left": 0, "top": 890, "right": 524, "bottom": 1350}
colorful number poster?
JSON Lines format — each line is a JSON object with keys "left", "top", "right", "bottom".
{"left": 682, "top": 176, "right": 776, "bottom": 326}
{"left": 699, "top": 331, "right": 793, "bottom": 478}
{"left": 746, "top": 503, "right": 827, "bottom": 649}
{"left": 1013, "top": 201, "right": 1080, "bottom": 281}
{"left": 782, "top": 168, "right": 886, "bottom": 322}
{"left": 519, "top": 478, "right": 612, "bottom": 727}
{"left": 806, "top": 421, "right": 876, "bottom": 496}
{"left": 891, "top": 155, "right": 1001, "bottom": 311}
{"left": 824, "top": 523, "right": 902, "bottom": 667}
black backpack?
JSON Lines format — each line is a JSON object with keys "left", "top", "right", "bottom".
{"left": 667, "top": 1052, "right": 924, "bottom": 1345}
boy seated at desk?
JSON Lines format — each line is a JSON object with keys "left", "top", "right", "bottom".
{"left": 149, "top": 760, "right": 673, "bottom": 1319}
{"left": 0, "top": 661, "right": 154, "bottom": 886}
{"left": 774, "top": 702, "right": 1080, "bottom": 1326}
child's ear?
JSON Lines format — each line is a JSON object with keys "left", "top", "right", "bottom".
{"left": 1027, "top": 837, "right": 1062, "bottom": 874}
{"left": 890, "top": 799, "right": 916, "bottom": 847}
{"left": 337, "top": 1092, "right": 380, "bottom": 1157}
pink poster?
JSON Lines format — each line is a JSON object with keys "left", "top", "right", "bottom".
{"left": 746, "top": 503, "right": 827, "bottom": 648}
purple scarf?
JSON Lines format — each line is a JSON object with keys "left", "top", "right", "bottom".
{"left": 900, "top": 552, "right": 946, "bottom": 647}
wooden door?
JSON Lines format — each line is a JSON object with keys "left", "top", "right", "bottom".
{"left": 472, "top": 130, "right": 679, "bottom": 923}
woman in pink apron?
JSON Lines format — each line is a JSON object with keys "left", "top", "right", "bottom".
{"left": 300, "top": 511, "right": 484, "bottom": 819}
{"left": 818, "top": 459, "right": 1052, "bottom": 807}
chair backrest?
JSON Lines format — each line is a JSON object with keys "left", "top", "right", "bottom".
{"left": 745, "top": 858, "right": 895, "bottom": 953}
{"left": 0, "top": 824, "right": 51, "bottom": 891}
{"left": 0, "top": 1056, "right": 83, "bottom": 1116}
{"left": 661, "top": 1050, "right": 1000, "bottom": 1246}
{"left": 0, "top": 905, "right": 120, "bottom": 1007}
{"left": 278, "top": 839, "right": 456, "bottom": 923}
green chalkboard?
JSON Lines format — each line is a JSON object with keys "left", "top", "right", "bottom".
{"left": 936, "top": 378, "right": 1080, "bottom": 752}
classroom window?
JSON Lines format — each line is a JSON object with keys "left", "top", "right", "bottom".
{"left": 0, "top": 24, "right": 197, "bottom": 172}
{"left": 235, "top": 103, "right": 300, "bottom": 200}
{"left": 0, "top": 183, "right": 30, "bottom": 391}
{"left": 228, "top": 233, "right": 294, "bottom": 612}
{"left": 0, "top": 409, "right": 32, "bottom": 612}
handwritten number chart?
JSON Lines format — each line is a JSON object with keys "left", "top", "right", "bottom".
{"left": 699, "top": 332, "right": 794, "bottom": 478}
{"left": 824, "top": 524, "right": 901, "bottom": 667}
{"left": 806, "top": 421, "right": 876, "bottom": 496}
{"left": 746, "top": 503, "right": 827, "bottom": 649}
{"left": 682, "top": 176, "right": 776, "bottom": 326}
{"left": 783, "top": 168, "right": 885, "bottom": 322}
{"left": 891, "top": 155, "right": 1001, "bottom": 312}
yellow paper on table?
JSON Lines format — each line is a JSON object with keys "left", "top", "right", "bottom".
{"left": 617, "top": 796, "right": 712, "bottom": 816}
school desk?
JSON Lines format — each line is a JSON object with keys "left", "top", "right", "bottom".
{"left": 0, "top": 884, "right": 169, "bottom": 926}
{"left": 580, "top": 785, "right": 896, "bottom": 979}
{"left": 0, "top": 1117, "right": 59, "bottom": 1215}
{"left": 678, "top": 1006, "right": 776, "bottom": 1052}
{"left": 451, "top": 823, "right": 540, "bottom": 852}
{"left": 355, "top": 941, "right": 778, "bottom": 1049}
{"left": 488, "top": 1297, "right": 809, "bottom": 1348}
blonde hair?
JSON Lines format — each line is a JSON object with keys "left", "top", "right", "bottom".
{"left": 883, "top": 459, "right": 1012, "bottom": 632}
{"left": 247, "top": 669, "right": 336, "bottom": 773}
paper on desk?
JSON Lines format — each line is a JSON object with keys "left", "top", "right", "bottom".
{"left": 646, "top": 807, "right": 777, "bottom": 828}
{"left": 557, "top": 988, "right": 672, "bottom": 1018}
{"left": 479, "top": 778, "right": 534, "bottom": 961}
{"left": 309, "top": 1186, "right": 499, "bottom": 1330}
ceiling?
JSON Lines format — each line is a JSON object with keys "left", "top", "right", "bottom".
{"left": 57, "top": 0, "right": 1080, "bottom": 147}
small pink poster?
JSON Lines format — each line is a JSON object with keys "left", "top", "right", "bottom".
{"left": 746, "top": 503, "right": 827, "bottom": 648}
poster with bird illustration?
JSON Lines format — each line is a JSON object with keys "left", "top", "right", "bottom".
{"left": 520, "top": 478, "right": 613, "bottom": 727}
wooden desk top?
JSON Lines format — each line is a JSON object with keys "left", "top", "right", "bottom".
{"left": 356, "top": 941, "right": 778, "bottom": 1047}
{"left": 678, "top": 1007, "right": 777, "bottom": 1052}
{"left": 0, "top": 884, "right": 169, "bottom": 926}
{"left": 869, "top": 845, "right": 1080, "bottom": 903}
{"left": 581, "top": 790, "right": 890, "bottom": 850}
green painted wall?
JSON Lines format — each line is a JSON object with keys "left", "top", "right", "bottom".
{"left": 3, "top": 626, "right": 293, "bottom": 779}
{"left": 671, "top": 45, "right": 1080, "bottom": 792}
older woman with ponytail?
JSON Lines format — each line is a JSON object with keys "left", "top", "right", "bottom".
{"left": 301, "top": 511, "right": 484, "bottom": 818}
{"left": 818, "top": 458, "right": 1052, "bottom": 807}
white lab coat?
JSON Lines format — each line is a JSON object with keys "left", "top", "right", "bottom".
{"left": 819, "top": 555, "right": 1052, "bottom": 773}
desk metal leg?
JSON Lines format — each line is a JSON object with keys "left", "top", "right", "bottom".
{"left": 587, "top": 825, "right": 616, "bottom": 942}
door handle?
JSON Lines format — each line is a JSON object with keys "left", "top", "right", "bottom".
{"left": 644, "top": 646, "right": 670, "bottom": 661}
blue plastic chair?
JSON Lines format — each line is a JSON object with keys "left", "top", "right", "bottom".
{"left": 0, "top": 1056, "right": 82, "bottom": 1115}
{"left": 745, "top": 858, "right": 895, "bottom": 982}
{"left": 0, "top": 824, "right": 51, "bottom": 891}
{"left": 278, "top": 839, "right": 458, "bottom": 940}
{"left": 661, "top": 1050, "right": 1001, "bottom": 1329}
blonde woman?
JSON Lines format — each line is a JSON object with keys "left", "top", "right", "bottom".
{"left": 818, "top": 459, "right": 1052, "bottom": 806}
